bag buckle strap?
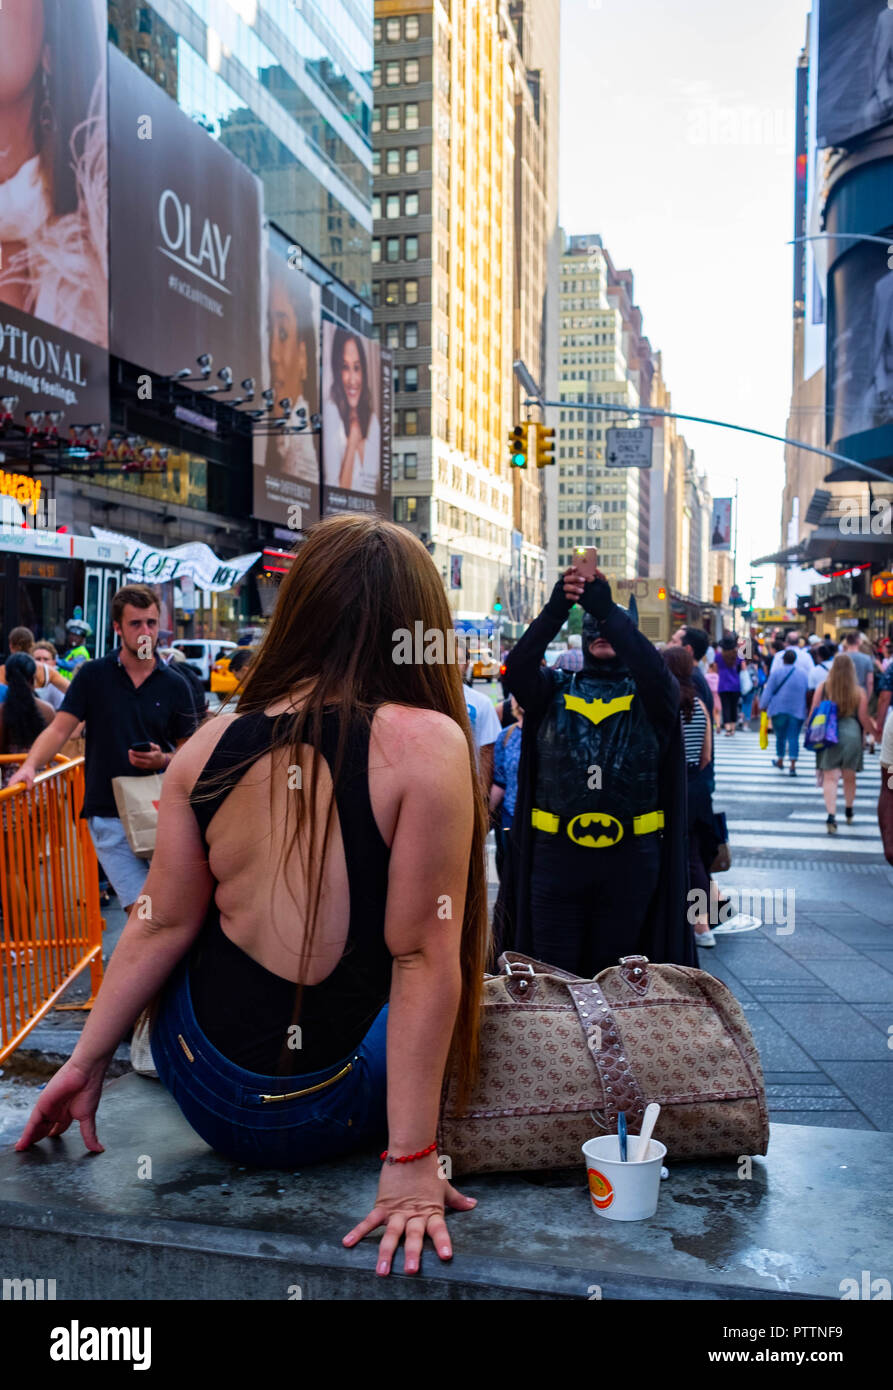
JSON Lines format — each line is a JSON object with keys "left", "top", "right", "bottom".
{"left": 567, "top": 978, "right": 646, "bottom": 1129}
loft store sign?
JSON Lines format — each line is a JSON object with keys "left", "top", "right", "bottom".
{"left": 90, "top": 527, "right": 261, "bottom": 593}
{"left": 158, "top": 189, "right": 233, "bottom": 293}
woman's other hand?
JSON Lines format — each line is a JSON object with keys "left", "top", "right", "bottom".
{"left": 342, "top": 1154, "right": 477, "bottom": 1275}
{"left": 15, "top": 1055, "right": 108, "bottom": 1153}
{"left": 562, "top": 565, "right": 585, "bottom": 604}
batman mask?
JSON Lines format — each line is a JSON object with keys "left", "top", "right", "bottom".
{"left": 582, "top": 598, "right": 637, "bottom": 673}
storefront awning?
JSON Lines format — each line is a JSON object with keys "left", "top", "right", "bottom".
{"left": 90, "top": 527, "right": 261, "bottom": 593}
{"left": 750, "top": 543, "right": 809, "bottom": 568}
{"left": 802, "top": 526, "right": 893, "bottom": 569}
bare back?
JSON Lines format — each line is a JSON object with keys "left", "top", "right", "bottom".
{"left": 182, "top": 699, "right": 421, "bottom": 984}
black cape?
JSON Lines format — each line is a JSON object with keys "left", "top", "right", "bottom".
{"left": 494, "top": 587, "right": 696, "bottom": 968}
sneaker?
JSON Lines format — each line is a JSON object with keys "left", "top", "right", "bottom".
{"left": 827, "top": 814, "right": 837, "bottom": 835}
{"left": 773, "top": 758, "right": 784, "bottom": 770}
{"left": 712, "top": 914, "right": 762, "bottom": 935}
{"left": 789, "top": 764, "right": 797, "bottom": 776}
{"left": 695, "top": 928, "right": 717, "bottom": 948}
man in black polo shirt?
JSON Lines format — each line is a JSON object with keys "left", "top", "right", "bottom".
{"left": 9, "top": 584, "right": 201, "bottom": 912}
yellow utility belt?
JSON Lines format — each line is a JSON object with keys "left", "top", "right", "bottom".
{"left": 531, "top": 807, "right": 664, "bottom": 847}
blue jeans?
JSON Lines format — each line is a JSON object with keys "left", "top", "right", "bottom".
{"left": 773, "top": 713, "right": 803, "bottom": 761}
{"left": 151, "top": 960, "right": 388, "bottom": 1167}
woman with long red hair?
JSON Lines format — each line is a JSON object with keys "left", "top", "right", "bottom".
{"left": 17, "top": 515, "right": 490, "bottom": 1277}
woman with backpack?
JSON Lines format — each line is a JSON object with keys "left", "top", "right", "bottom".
{"left": 809, "top": 653, "right": 873, "bottom": 834}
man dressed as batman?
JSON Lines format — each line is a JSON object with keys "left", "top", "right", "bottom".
{"left": 495, "top": 563, "right": 695, "bottom": 973}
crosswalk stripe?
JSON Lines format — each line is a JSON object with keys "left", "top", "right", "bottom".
{"left": 727, "top": 832, "right": 883, "bottom": 855}
{"left": 730, "top": 819, "right": 880, "bottom": 839}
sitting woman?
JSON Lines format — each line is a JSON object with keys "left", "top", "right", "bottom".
{"left": 17, "top": 515, "right": 489, "bottom": 1277}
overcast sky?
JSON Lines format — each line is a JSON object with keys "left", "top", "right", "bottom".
{"left": 559, "top": 0, "right": 812, "bottom": 603}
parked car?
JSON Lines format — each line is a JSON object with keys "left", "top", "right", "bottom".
{"left": 171, "top": 639, "right": 239, "bottom": 687}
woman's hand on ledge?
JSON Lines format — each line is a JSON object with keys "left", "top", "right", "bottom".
{"left": 341, "top": 1152, "right": 477, "bottom": 1275}
{"left": 15, "top": 1054, "right": 109, "bottom": 1154}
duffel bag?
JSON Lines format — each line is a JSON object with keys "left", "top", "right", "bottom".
{"left": 438, "top": 951, "right": 768, "bottom": 1173}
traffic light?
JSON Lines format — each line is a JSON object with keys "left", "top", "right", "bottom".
{"left": 493, "top": 596, "right": 503, "bottom": 613}
{"left": 509, "top": 423, "right": 529, "bottom": 468}
{"left": 712, "top": 584, "right": 723, "bottom": 604}
{"left": 535, "top": 426, "right": 556, "bottom": 467}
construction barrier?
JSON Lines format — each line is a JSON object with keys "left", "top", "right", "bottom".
{"left": 0, "top": 755, "right": 104, "bottom": 1062}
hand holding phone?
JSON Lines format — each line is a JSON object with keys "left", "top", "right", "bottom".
{"left": 573, "top": 546, "right": 599, "bottom": 582}
{"left": 130, "top": 742, "right": 153, "bottom": 753}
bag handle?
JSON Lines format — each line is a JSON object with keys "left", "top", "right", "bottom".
{"left": 566, "top": 973, "right": 647, "bottom": 1130}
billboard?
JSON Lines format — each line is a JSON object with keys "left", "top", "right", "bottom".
{"left": 321, "top": 321, "right": 392, "bottom": 518}
{"left": 108, "top": 46, "right": 263, "bottom": 390}
{"left": 0, "top": 0, "right": 108, "bottom": 427}
{"left": 829, "top": 242, "right": 893, "bottom": 440}
{"left": 252, "top": 236, "right": 321, "bottom": 527}
{"left": 817, "top": 0, "right": 893, "bottom": 149}
{"left": 710, "top": 498, "right": 733, "bottom": 551}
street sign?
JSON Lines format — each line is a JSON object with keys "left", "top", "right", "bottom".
{"left": 606, "top": 427, "right": 652, "bottom": 468}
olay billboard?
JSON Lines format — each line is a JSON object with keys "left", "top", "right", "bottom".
{"left": 108, "top": 46, "right": 263, "bottom": 388}
{"left": 0, "top": 0, "right": 108, "bottom": 426}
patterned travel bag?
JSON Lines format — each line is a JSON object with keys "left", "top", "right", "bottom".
{"left": 438, "top": 951, "right": 769, "bottom": 1174}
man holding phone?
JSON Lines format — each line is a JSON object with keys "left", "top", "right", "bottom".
{"left": 8, "top": 585, "right": 202, "bottom": 915}
{"left": 495, "top": 549, "right": 694, "bottom": 972}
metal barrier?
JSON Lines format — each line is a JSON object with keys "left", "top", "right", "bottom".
{"left": 0, "top": 755, "right": 104, "bottom": 1062}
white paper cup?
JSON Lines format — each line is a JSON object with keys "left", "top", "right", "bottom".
{"left": 581, "top": 1134, "right": 667, "bottom": 1221}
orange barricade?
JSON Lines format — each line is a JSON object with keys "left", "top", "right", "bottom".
{"left": 0, "top": 755, "right": 104, "bottom": 1062}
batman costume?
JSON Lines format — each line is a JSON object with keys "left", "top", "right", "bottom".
{"left": 494, "top": 572, "right": 695, "bottom": 974}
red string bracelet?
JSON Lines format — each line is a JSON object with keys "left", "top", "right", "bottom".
{"left": 380, "top": 1141, "right": 438, "bottom": 1165}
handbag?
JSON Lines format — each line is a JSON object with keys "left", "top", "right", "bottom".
{"left": 739, "top": 665, "right": 753, "bottom": 696}
{"left": 111, "top": 773, "right": 164, "bottom": 859}
{"left": 759, "top": 710, "right": 769, "bottom": 750}
{"left": 439, "top": 952, "right": 769, "bottom": 1174}
{"left": 804, "top": 699, "right": 839, "bottom": 751}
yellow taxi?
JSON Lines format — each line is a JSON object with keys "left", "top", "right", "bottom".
{"left": 210, "top": 647, "right": 254, "bottom": 695}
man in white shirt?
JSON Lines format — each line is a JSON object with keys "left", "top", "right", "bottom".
{"left": 770, "top": 630, "right": 814, "bottom": 678}
{"left": 807, "top": 642, "right": 837, "bottom": 690}
{"left": 463, "top": 682, "right": 501, "bottom": 792}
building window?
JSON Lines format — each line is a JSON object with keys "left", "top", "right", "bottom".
{"left": 405, "top": 279, "right": 419, "bottom": 304}
{"left": 386, "top": 323, "right": 400, "bottom": 348}
{"left": 372, "top": 282, "right": 381, "bottom": 307}
{"left": 372, "top": 194, "right": 381, "bottom": 219}
{"left": 405, "top": 15, "right": 420, "bottom": 39}
{"left": 405, "top": 103, "right": 419, "bottom": 130}
{"left": 405, "top": 366, "right": 418, "bottom": 392}
{"left": 385, "top": 193, "right": 400, "bottom": 219}
{"left": 405, "top": 147, "right": 419, "bottom": 174}
{"left": 385, "top": 62, "right": 400, "bottom": 86}
{"left": 404, "top": 321, "right": 418, "bottom": 348}
{"left": 404, "top": 409, "right": 418, "bottom": 435}
{"left": 394, "top": 496, "right": 418, "bottom": 523}
{"left": 405, "top": 191, "right": 419, "bottom": 216}
{"left": 372, "top": 107, "right": 381, "bottom": 133}
{"left": 404, "top": 235, "right": 419, "bottom": 262}
{"left": 386, "top": 147, "right": 400, "bottom": 175}
{"left": 385, "top": 280, "right": 400, "bottom": 306}
{"left": 404, "top": 451, "right": 418, "bottom": 478}
{"left": 372, "top": 148, "right": 381, "bottom": 175}
{"left": 372, "top": 65, "right": 381, "bottom": 89}
{"left": 386, "top": 105, "right": 400, "bottom": 131}
{"left": 386, "top": 236, "right": 400, "bottom": 262}
{"left": 374, "top": 19, "right": 382, "bottom": 41}
{"left": 405, "top": 59, "right": 419, "bottom": 84}
{"left": 386, "top": 17, "right": 401, "bottom": 41}
{"left": 371, "top": 238, "right": 381, "bottom": 264}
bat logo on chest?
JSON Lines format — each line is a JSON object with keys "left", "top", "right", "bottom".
{"left": 563, "top": 692, "right": 634, "bottom": 726}
{"left": 567, "top": 811, "right": 624, "bottom": 847}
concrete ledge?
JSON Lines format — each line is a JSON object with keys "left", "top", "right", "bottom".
{"left": 0, "top": 1073, "right": 888, "bottom": 1300}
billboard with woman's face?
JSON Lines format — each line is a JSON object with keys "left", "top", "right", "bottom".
{"left": 321, "top": 320, "right": 392, "bottom": 518}
{"left": 252, "top": 239, "right": 321, "bottom": 528}
{"left": 0, "top": 0, "right": 109, "bottom": 426}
